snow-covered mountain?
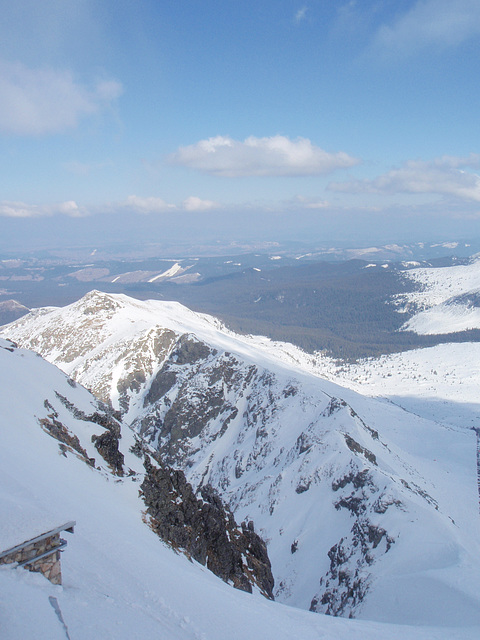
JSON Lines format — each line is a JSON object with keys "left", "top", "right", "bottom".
{"left": 3, "top": 290, "right": 480, "bottom": 628}
{"left": 5, "top": 338, "right": 479, "bottom": 639}
{"left": 0, "top": 299, "right": 29, "bottom": 326}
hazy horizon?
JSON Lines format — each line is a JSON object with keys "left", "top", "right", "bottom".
{"left": 1, "top": 2, "right": 480, "bottom": 253}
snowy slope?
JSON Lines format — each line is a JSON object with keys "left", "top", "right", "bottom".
{"left": 396, "top": 255, "right": 480, "bottom": 334}
{"left": 4, "top": 338, "right": 479, "bottom": 639}
{"left": 313, "top": 342, "right": 480, "bottom": 431}
{"left": 2, "top": 292, "right": 480, "bottom": 626}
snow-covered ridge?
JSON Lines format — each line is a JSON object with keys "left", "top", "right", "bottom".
{"left": 397, "top": 255, "right": 480, "bottom": 334}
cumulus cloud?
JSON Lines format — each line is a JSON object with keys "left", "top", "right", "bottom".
{"left": 0, "top": 200, "right": 86, "bottom": 217}
{"left": 169, "top": 135, "right": 358, "bottom": 177}
{"left": 329, "top": 154, "right": 480, "bottom": 202}
{"left": 0, "top": 59, "right": 123, "bottom": 135}
{"left": 123, "top": 195, "right": 176, "bottom": 214}
{"left": 182, "top": 196, "right": 218, "bottom": 212}
{"left": 370, "top": 0, "right": 480, "bottom": 58}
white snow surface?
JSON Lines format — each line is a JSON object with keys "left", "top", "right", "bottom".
{"left": 397, "top": 255, "right": 480, "bottom": 334}
{"left": 148, "top": 262, "right": 184, "bottom": 282}
{"left": 3, "top": 338, "right": 479, "bottom": 639}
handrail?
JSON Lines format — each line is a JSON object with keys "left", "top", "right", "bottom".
{"left": 0, "top": 521, "right": 76, "bottom": 561}
{"left": 16, "top": 540, "right": 68, "bottom": 567}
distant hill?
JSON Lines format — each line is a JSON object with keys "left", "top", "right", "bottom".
{"left": 0, "top": 300, "right": 30, "bottom": 327}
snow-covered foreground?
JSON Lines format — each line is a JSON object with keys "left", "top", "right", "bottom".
{"left": 0, "top": 340, "right": 480, "bottom": 640}
{"left": 1, "top": 337, "right": 479, "bottom": 639}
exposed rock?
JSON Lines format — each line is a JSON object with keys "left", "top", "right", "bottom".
{"left": 323, "top": 397, "right": 347, "bottom": 417}
{"left": 53, "top": 391, "right": 125, "bottom": 475}
{"left": 334, "top": 495, "right": 366, "bottom": 516}
{"left": 332, "top": 468, "right": 372, "bottom": 492}
{"left": 372, "top": 495, "right": 404, "bottom": 514}
{"left": 140, "top": 456, "right": 274, "bottom": 599}
{"left": 91, "top": 430, "right": 125, "bottom": 476}
{"left": 144, "top": 370, "right": 177, "bottom": 406}
{"left": 310, "top": 519, "right": 394, "bottom": 618}
{"left": 171, "top": 335, "right": 216, "bottom": 365}
{"left": 39, "top": 402, "right": 95, "bottom": 467}
{"left": 295, "top": 481, "right": 311, "bottom": 494}
{"left": 296, "top": 432, "right": 313, "bottom": 455}
{"left": 344, "top": 435, "right": 377, "bottom": 465}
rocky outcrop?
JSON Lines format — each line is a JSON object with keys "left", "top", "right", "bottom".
{"left": 91, "top": 430, "right": 125, "bottom": 476}
{"left": 138, "top": 348, "right": 253, "bottom": 465}
{"left": 40, "top": 400, "right": 95, "bottom": 467}
{"left": 53, "top": 391, "right": 125, "bottom": 476}
{"left": 310, "top": 519, "right": 394, "bottom": 617}
{"left": 140, "top": 455, "right": 274, "bottom": 599}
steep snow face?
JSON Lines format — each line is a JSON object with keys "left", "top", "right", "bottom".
{"left": 2, "top": 292, "right": 480, "bottom": 626}
{"left": 396, "top": 256, "right": 480, "bottom": 334}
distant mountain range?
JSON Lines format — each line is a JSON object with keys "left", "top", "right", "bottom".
{"left": 2, "top": 245, "right": 480, "bottom": 359}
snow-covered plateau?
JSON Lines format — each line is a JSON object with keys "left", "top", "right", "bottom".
{"left": 395, "top": 255, "right": 480, "bottom": 335}
{"left": 2, "top": 277, "right": 480, "bottom": 637}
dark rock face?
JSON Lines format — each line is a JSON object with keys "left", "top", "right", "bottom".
{"left": 54, "top": 391, "right": 125, "bottom": 476}
{"left": 91, "top": 430, "right": 125, "bottom": 476}
{"left": 310, "top": 519, "right": 394, "bottom": 617}
{"left": 144, "top": 370, "right": 177, "bottom": 406}
{"left": 140, "top": 456, "right": 274, "bottom": 599}
{"left": 138, "top": 345, "right": 253, "bottom": 465}
{"left": 171, "top": 335, "right": 216, "bottom": 365}
{"left": 40, "top": 400, "right": 95, "bottom": 467}
{"left": 344, "top": 435, "right": 377, "bottom": 466}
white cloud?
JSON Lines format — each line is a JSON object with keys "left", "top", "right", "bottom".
{"left": 295, "top": 7, "right": 308, "bottom": 24}
{"left": 123, "top": 195, "right": 176, "bottom": 214}
{"left": 305, "top": 200, "right": 330, "bottom": 209}
{"left": 123, "top": 195, "right": 219, "bottom": 213}
{"left": 169, "top": 135, "right": 359, "bottom": 177}
{"left": 294, "top": 195, "right": 330, "bottom": 209}
{"left": 0, "top": 200, "right": 86, "bottom": 217}
{"left": 182, "top": 196, "right": 218, "bottom": 212}
{"left": 57, "top": 200, "right": 85, "bottom": 217}
{"left": 371, "top": 0, "right": 480, "bottom": 58}
{"left": 329, "top": 154, "right": 480, "bottom": 202}
{"left": 0, "top": 59, "right": 123, "bottom": 135}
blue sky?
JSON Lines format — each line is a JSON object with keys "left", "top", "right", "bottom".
{"left": 1, "top": 0, "right": 480, "bottom": 251}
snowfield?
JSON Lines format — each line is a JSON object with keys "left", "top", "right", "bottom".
{"left": 397, "top": 255, "right": 480, "bottom": 335}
